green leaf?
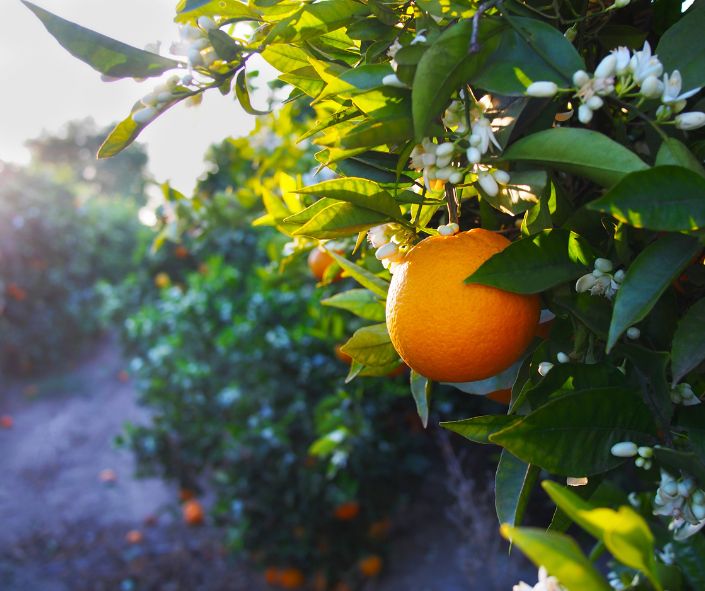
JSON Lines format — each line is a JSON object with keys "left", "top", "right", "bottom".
{"left": 209, "top": 29, "right": 242, "bottom": 61}
{"left": 296, "top": 177, "right": 402, "bottom": 220}
{"left": 23, "top": 1, "right": 180, "bottom": 78}
{"left": 500, "top": 526, "right": 611, "bottom": 591}
{"left": 321, "top": 289, "right": 385, "bottom": 321}
{"left": 655, "top": 138, "right": 705, "bottom": 177}
{"left": 656, "top": 2, "right": 705, "bottom": 91}
{"left": 495, "top": 451, "right": 540, "bottom": 528}
{"left": 607, "top": 233, "right": 702, "bottom": 352}
{"left": 235, "top": 69, "right": 270, "bottom": 115}
{"left": 552, "top": 293, "right": 612, "bottom": 340}
{"left": 267, "top": 0, "right": 369, "bottom": 43}
{"left": 340, "top": 323, "right": 398, "bottom": 367}
{"left": 175, "top": 0, "right": 260, "bottom": 21}
{"left": 490, "top": 388, "right": 657, "bottom": 476}
{"left": 588, "top": 166, "right": 705, "bottom": 231}
{"left": 673, "top": 533, "right": 705, "bottom": 589}
{"left": 327, "top": 252, "right": 390, "bottom": 298}
{"left": 466, "top": 229, "right": 595, "bottom": 294}
{"left": 483, "top": 171, "right": 548, "bottom": 216}
{"left": 410, "top": 370, "right": 432, "bottom": 428}
{"left": 653, "top": 446, "right": 705, "bottom": 487}
{"left": 293, "top": 202, "right": 389, "bottom": 239}
{"left": 261, "top": 44, "right": 310, "bottom": 74}
{"left": 542, "top": 482, "right": 661, "bottom": 590}
{"left": 677, "top": 405, "right": 705, "bottom": 464}
{"left": 283, "top": 198, "right": 336, "bottom": 225}
{"left": 319, "top": 64, "right": 394, "bottom": 100}
{"left": 503, "top": 128, "right": 649, "bottom": 188}
{"left": 672, "top": 298, "right": 705, "bottom": 385}
{"left": 98, "top": 115, "right": 142, "bottom": 159}
{"left": 441, "top": 415, "right": 520, "bottom": 444}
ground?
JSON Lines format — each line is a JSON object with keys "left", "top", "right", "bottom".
{"left": 0, "top": 336, "right": 530, "bottom": 590}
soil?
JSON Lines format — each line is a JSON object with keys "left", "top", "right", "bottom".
{"left": 0, "top": 336, "right": 532, "bottom": 590}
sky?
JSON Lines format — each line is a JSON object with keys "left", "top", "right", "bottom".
{"left": 1, "top": 0, "right": 272, "bottom": 194}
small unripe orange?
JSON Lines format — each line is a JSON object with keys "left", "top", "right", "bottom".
{"left": 358, "top": 554, "right": 383, "bottom": 577}
{"left": 333, "top": 501, "right": 360, "bottom": 521}
{"left": 183, "top": 499, "right": 205, "bottom": 526}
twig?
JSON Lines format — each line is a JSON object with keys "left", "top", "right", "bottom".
{"left": 445, "top": 183, "right": 459, "bottom": 224}
{"left": 470, "top": 0, "right": 503, "bottom": 53}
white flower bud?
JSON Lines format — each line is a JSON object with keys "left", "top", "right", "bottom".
{"left": 466, "top": 146, "right": 482, "bottom": 164}
{"left": 573, "top": 70, "right": 590, "bottom": 87}
{"left": 436, "top": 155, "right": 452, "bottom": 169}
{"left": 538, "top": 361, "right": 554, "bottom": 376}
{"left": 592, "top": 269, "right": 605, "bottom": 278}
{"left": 557, "top": 352, "right": 570, "bottom": 364}
{"left": 469, "top": 134, "right": 482, "bottom": 147}
{"left": 492, "top": 169, "right": 511, "bottom": 185}
{"left": 594, "top": 258, "right": 614, "bottom": 273}
{"left": 422, "top": 152, "right": 437, "bottom": 167}
{"left": 640, "top": 75, "right": 664, "bottom": 99}
{"left": 578, "top": 103, "right": 594, "bottom": 124}
{"left": 614, "top": 0, "right": 630, "bottom": 7}
{"left": 675, "top": 112, "right": 705, "bottom": 130}
{"left": 449, "top": 171, "right": 464, "bottom": 185}
{"left": 526, "top": 81, "right": 558, "bottom": 98}
{"left": 181, "top": 73, "right": 194, "bottom": 86}
{"left": 198, "top": 16, "right": 217, "bottom": 30}
{"left": 635, "top": 456, "right": 645, "bottom": 468}
{"left": 132, "top": 107, "right": 157, "bottom": 124}
{"left": 692, "top": 503, "right": 705, "bottom": 521}
{"left": 613, "top": 269, "right": 626, "bottom": 283}
{"left": 611, "top": 441, "right": 638, "bottom": 457}
{"left": 375, "top": 242, "right": 398, "bottom": 260}
{"left": 436, "top": 142, "right": 455, "bottom": 158}
{"left": 166, "top": 74, "right": 180, "bottom": 90}
{"left": 435, "top": 166, "right": 454, "bottom": 181}
{"left": 626, "top": 326, "right": 641, "bottom": 339}
{"left": 157, "top": 92, "right": 173, "bottom": 103}
{"left": 567, "top": 476, "right": 588, "bottom": 486}
{"left": 594, "top": 54, "right": 617, "bottom": 78}
{"left": 437, "top": 224, "right": 454, "bottom": 236}
{"left": 382, "top": 74, "right": 407, "bottom": 88}
{"left": 679, "top": 479, "right": 696, "bottom": 497}
{"left": 693, "top": 490, "right": 705, "bottom": 505}
{"left": 643, "top": 459, "right": 652, "bottom": 470}
{"left": 477, "top": 172, "right": 499, "bottom": 196}
{"left": 447, "top": 223, "right": 459, "bottom": 234}
{"left": 575, "top": 273, "right": 597, "bottom": 293}
{"left": 637, "top": 446, "right": 653, "bottom": 458}
{"left": 586, "top": 96, "right": 604, "bottom": 110}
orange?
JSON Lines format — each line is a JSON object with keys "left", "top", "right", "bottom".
{"left": 0, "top": 415, "right": 13, "bottom": 429}
{"left": 311, "top": 572, "right": 328, "bottom": 591}
{"left": 334, "top": 344, "right": 353, "bottom": 365}
{"left": 125, "top": 529, "right": 143, "bottom": 544}
{"left": 333, "top": 501, "right": 360, "bottom": 521}
{"left": 279, "top": 568, "right": 305, "bottom": 589}
{"left": 308, "top": 248, "right": 342, "bottom": 282}
{"left": 179, "top": 488, "right": 196, "bottom": 501}
{"left": 154, "top": 272, "right": 171, "bottom": 289}
{"left": 358, "top": 554, "right": 383, "bottom": 577}
{"left": 174, "top": 245, "right": 189, "bottom": 259}
{"left": 386, "top": 228, "right": 540, "bottom": 383}
{"left": 487, "top": 388, "right": 512, "bottom": 405}
{"left": 183, "top": 499, "right": 205, "bottom": 525}
{"left": 264, "top": 567, "right": 282, "bottom": 585}
{"left": 368, "top": 517, "right": 392, "bottom": 539}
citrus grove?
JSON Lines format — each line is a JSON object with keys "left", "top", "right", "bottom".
{"left": 26, "top": 0, "right": 705, "bottom": 589}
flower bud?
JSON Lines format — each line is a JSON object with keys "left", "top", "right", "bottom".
{"left": 613, "top": 269, "right": 626, "bottom": 283}
{"left": 614, "top": 0, "right": 630, "bottom": 7}
{"left": 692, "top": 502, "right": 705, "bottom": 521}
{"left": 575, "top": 273, "right": 597, "bottom": 293}
{"left": 435, "top": 155, "right": 452, "bottom": 169}
{"left": 573, "top": 70, "right": 590, "bottom": 87}
{"left": 538, "top": 361, "right": 554, "bottom": 376}
{"left": 594, "top": 258, "right": 613, "bottom": 273}
{"left": 675, "top": 112, "right": 705, "bottom": 130}
{"left": 662, "top": 481, "right": 678, "bottom": 497}
{"left": 592, "top": 269, "right": 605, "bottom": 278}
{"left": 578, "top": 104, "right": 594, "bottom": 124}
{"left": 526, "top": 81, "right": 558, "bottom": 98}
{"left": 435, "top": 167, "right": 454, "bottom": 181}
{"left": 382, "top": 74, "right": 407, "bottom": 88}
{"left": 610, "top": 441, "right": 638, "bottom": 457}
{"left": 466, "top": 147, "right": 482, "bottom": 164}
{"left": 436, "top": 142, "right": 455, "bottom": 158}
{"left": 198, "top": 16, "right": 217, "bottom": 30}
{"left": 679, "top": 478, "right": 696, "bottom": 497}
{"left": 422, "top": 152, "right": 436, "bottom": 167}
{"left": 635, "top": 457, "right": 645, "bottom": 468}
{"left": 640, "top": 75, "right": 664, "bottom": 99}
{"left": 449, "top": 171, "right": 464, "bottom": 185}
{"left": 477, "top": 172, "right": 499, "bottom": 196}
{"left": 157, "top": 92, "right": 173, "bottom": 103}
{"left": 586, "top": 96, "right": 604, "bottom": 111}
{"left": 637, "top": 446, "right": 652, "bottom": 458}
{"left": 693, "top": 490, "right": 705, "bottom": 505}
{"left": 594, "top": 54, "right": 617, "bottom": 78}
{"left": 567, "top": 476, "right": 588, "bottom": 487}
{"left": 438, "top": 224, "right": 455, "bottom": 236}
{"left": 132, "top": 107, "right": 157, "bottom": 124}
{"left": 469, "top": 134, "right": 482, "bottom": 147}
{"left": 626, "top": 326, "right": 641, "bottom": 339}
{"left": 375, "top": 243, "right": 398, "bottom": 260}
{"left": 492, "top": 169, "right": 511, "bottom": 185}
{"left": 557, "top": 352, "right": 570, "bottom": 364}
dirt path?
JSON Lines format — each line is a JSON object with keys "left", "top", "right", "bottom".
{"left": 0, "top": 336, "right": 530, "bottom": 590}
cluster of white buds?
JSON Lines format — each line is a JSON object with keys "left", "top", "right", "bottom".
{"left": 575, "top": 258, "right": 623, "bottom": 299}
{"left": 670, "top": 382, "right": 702, "bottom": 406}
{"left": 170, "top": 18, "right": 222, "bottom": 70}
{"left": 409, "top": 139, "right": 465, "bottom": 190}
{"left": 367, "top": 223, "right": 415, "bottom": 273}
{"left": 654, "top": 469, "right": 705, "bottom": 540}
{"left": 437, "top": 222, "right": 460, "bottom": 236}
{"left": 131, "top": 74, "right": 185, "bottom": 124}
{"left": 527, "top": 42, "right": 704, "bottom": 129}
{"left": 513, "top": 566, "right": 566, "bottom": 591}
{"left": 610, "top": 441, "right": 653, "bottom": 470}
{"left": 607, "top": 570, "right": 641, "bottom": 591}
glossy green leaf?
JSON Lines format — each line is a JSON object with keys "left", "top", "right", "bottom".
{"left": 321, "top": 289, "right": 385, "bottom": 321}
{"left": 98, "top": 114, "right": 144, "bottom": 159}
{"left": 653, "top": 446, "right": 705, "bottom": 487}
{"left": 466, "top": 229, "right": 595, "bottom": 294}
{"left": 209, "top": 29, "right": 242, "bottom": 61}
{"left": 293, "top": 202, "right": 389, "bottom": 239}
{"left": 23, "top": 1, "right": 180, "bottom": 78}
{"left": 260, "top": 44, "right": 310, "bottom": 74}
{"left": 490, "top": 388, "right": 657, "bottom": 476}
{"left": 552, "top": 293, "right": 612, "bottom": 340}
{"left": 589, "top": 166, "right": 705, "bottom": 231}
{"left": 495, "top": 451, "right": 539, "bottom": 528}
{"left": 296, "top": 177, "right": 402, "bottom": 220}
{"left": 340, "top": 323, "right": 398, "bottom": 367}
{"left": 410, "top": 371, "right": 432, "bottom": 428}
{"left": 676, "top": 405, "right": 705, "bottom": 463}
{"left": 672, "top": 298, "right": 705, "bottom": 385}
{"left": 175, "top": 0, "right": 260, "bottom": 21}
{"left": 327, "top": 252, "right": 389, "bottom": 298}
{"left": 542, "top": 482, "right": 661, "bottom": 589}
{"left": 656, "top": 2, "right": 705, "bottom": 91}
{"left": 655, "top": 138, "right": 705, "bottom": 177}
{"left": 441, "top": 415, "right": 520, "bottom": 444}
{"left": 500, "top": 526, "right": 611, "bottom": 591}
{"left": 235, "top": 69, "right": 270, "bottom": 115}
{"left": 674, "top": 532, "right": 705, "bottom": 589}
{"left": 503, "top": 128, "right": 648, "bottom": 188}
{"left": 607, "top": 233, "right": 702, "bottom": 351}
{"left": 267, "top": 0, "right": 369, "bottom": 43}
{"left": 482, "top": 171, "right": 547, "bottom": 216}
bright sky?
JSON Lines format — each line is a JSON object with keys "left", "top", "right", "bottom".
{"left": 1, "top": 0, "right": 271, "bottom": 194}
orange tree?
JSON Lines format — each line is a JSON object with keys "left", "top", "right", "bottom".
{"left": 28, "top": 0, "right": 705, "bottom": 588}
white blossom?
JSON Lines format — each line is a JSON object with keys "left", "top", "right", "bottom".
{"left": 513, "top": 567, "right": 566, "bottom": 591}
{"left": 612, "top": 46, "right": 631, "bottom": 75}
{"left": 675, "top": 111, "right": 705, "bottom": 130}
{"left": 526, "top": 81, "right": 558, "bottom": 98}
{"left": 630, "top": 41, "right": 664, "bottom": 84}
{"left": 662, "top": 70, "right": 701, "bottom": 105}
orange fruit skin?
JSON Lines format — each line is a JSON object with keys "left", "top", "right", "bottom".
{"left": 333, "top": 501, "right": 360, "bottom": 521}
{"left": 308, "top": 248, "right": 343, "bottom": 282}
{"left": 0, "top": 415, "right": 13, "bottom": 429}
{"left": 358, "top": 555, "right": 383, "bottom": 577}
{"left": 125, "top": 529, "right": 143, "bottom": 544}
{"left": 279, "top": 568, "right": 305, "bottom": 589}
{"left": 386, "top": 229, "right": 540, "bottom": 383}
{"left": 264, "top": 567, "right": 282, "bottom": 585}
{"left": 183, "top": 499, "right": 205, "bottom": 525}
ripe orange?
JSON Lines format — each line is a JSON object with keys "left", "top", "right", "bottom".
{"left": 174, "top": 245, "right": 189, "bottom": 259}
{"left": 487, "top": 388, "right": 512, "bottom": 405}
{"left": 358, "top": 554, "right": 383, "bottom": 577}
{"left": 0, "top": 415, "right": 13, "bottom": 429}
{"left": 183, "top": 499, "right": 205, "bottom": 525}
{"left": 386, "top": 228, "right": 540, "bottom": 383}
{"left": 333, "top": 500, "right": 360, "bottom": 521}
{"left": 154, "top": 272, "right": 171, "bottom": 289}
{"left": 125, "top": 529, "right": 143, "bottom": 544}
{"left": 264, "top": 567, "right": 282, "bottom": 585}
{"left": 279, "top": 568, "right": 305, "bottom": 589}
{"left": 308, "top": 248, "right": 342, "bottom": 281}
{"left": 368, "top": 517, "right": 392, "bottom": 539}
